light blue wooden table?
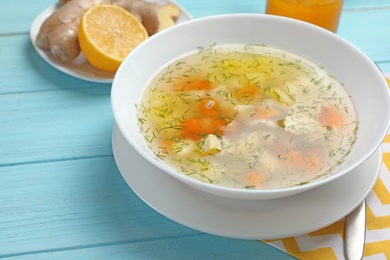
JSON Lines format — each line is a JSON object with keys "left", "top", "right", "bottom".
{"left": 1, "top": 0, "right": 389, "bottom": 259}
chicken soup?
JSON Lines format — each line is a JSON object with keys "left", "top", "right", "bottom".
{"left": 137, "top": 44, "right": 358, "bottom": 189}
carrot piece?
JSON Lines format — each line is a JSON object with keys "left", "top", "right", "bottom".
{"left": 180, "top": 118, "right": 225, "bottom": 141}
{"left": 318, "top": 104, "right": 344, "bottom": 127}
{"left": 176, "top": 79, "right": 211, "bottom": 91}
{"left": 282, "top": 149, "right": 322, "bottom": 172}
{"left": 207, "top": 119, "right": 227, "bottom": 136}
{"left": 245, "top": 171, "right": 267, "bottom": 188}
{"left": 159, "top": 139, "right": 174, "bottom": 150}
{"left": 199, "top": 98, "right": 221, "bottom": 118}
{"left": 180, "top": 118, "right": 205, "bottom": 140}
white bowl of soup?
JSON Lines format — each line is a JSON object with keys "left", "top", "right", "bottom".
{"left": 111, "top": 14, "right": 390, "bottom": 200}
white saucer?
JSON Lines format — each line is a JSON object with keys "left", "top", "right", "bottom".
{"left": 30, "top": 1, "right": 192, "bottom": 83}
{"left": 112, "top": 124, "right": 381, "bottom": 239}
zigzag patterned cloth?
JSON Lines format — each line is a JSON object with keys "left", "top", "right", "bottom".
{"left": 264, "top": 76, "right": 390, "bottom": 259}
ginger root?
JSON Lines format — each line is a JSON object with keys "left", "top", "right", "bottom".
{"left": 37, "top": 0, "right": 180, "bottom": 62}
{"left": 117, "top": 0, "right": 180, "bottom": 35}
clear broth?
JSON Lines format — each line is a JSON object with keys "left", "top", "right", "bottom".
{"left": 137, "top": 44, "right": 358, "bottom": 189}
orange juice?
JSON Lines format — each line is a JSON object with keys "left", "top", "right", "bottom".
{"left": 265, "top": 0, "right": 343, "bottom": 32}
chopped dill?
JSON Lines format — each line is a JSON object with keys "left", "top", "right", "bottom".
{"left": 136, "top": 43, "right": 358, "bottom": 190}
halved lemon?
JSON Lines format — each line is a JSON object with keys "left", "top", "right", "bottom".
{"left": 79, "top": 4, "right": 148, "bottom": 72}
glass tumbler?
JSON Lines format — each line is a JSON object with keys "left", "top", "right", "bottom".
{"left": 265, "top": 0, "right": 343, "bottom": 32}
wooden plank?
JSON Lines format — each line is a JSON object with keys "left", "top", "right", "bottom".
{"left": 0, "top": 156, "right": 294, "bottom": 259}
{"left": 0, "top": 0, "right": 54, "bottom": 35}
{"left": 343, "top": 0, "right": 390, "bottom": 9}
{"left": 378, "top": 63, "right": 390, "bottom": 73}
{"left": 338, "top": 9, "right": 390, "bottom": 62}
{"left": 178, "top": 0, "right": 265, "bottom": 18}
{"left": 0, "top": 35, "right": 102, "bottom": 94}
{"left": 0, "top": 157, "right": 197, "bottom": 256}
{"left": 4, "top": 235, "right": 294, "bottom": 259}
{"left": 0, "top": 87, "right": 113, "bottom": 166}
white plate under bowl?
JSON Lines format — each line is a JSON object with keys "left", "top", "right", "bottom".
{"left": 112, "top": 124, "right": 381, "bottom": 239}
{"left": 30, "top": 1, "right": 192, "bottom": 83}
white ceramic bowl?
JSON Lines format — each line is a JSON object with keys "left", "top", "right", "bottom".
{"left": 111, "top": 14, "right": 390, "bottom": 200}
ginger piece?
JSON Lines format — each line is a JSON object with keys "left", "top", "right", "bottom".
{"left": 48, "top": 23, "right": 80, "bottom": 62}
{"left": 127, "top": 1, "right": 180, "bottom": 35}
{"left": 36, "top": 0, "right": 180, "bottom": 63}
{"left": 37, "top": 0, "right": 110, "bottom": 62}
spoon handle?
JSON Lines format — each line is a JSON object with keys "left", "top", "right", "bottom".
{"left": 344, "top": 200, "right": 366, "bottom": 260}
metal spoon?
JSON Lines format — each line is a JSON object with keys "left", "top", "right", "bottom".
{"left": 344, "top": 200, "right": 366, "bottom": 260}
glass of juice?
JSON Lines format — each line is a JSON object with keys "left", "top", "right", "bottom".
{"left": 265, "top": 0, "right": 343, "bottom": 32}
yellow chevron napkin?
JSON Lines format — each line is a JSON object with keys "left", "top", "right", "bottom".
{"left": 263, "top": 75, "right": 390, "bottom": 259}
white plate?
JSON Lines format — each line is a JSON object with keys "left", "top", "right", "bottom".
{"left": 112, "top": 124, "right": 381, "bottom": 239}
{"left": 30, "top": 1, "right": 192, "bottom": 83}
